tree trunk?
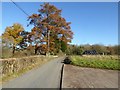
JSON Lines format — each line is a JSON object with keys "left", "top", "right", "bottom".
{"left": 35, "top": 44, "right": 38, "bottom": 54}
{"left": 35, "top": 48, "right": 37, "bottom": 55}
{"left": 12, "top": 44, "right": 15, "bottom": 56}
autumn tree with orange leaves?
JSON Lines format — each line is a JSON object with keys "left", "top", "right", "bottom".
{"left": 2, "top": 23, "right": 24, "bottom": 55}
{"left": 28, "top": 3, "right": 73, "bottom": 55}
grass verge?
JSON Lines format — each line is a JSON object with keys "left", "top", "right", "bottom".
{"left": 70, "top": 55, "right": 120, "bottom": 70}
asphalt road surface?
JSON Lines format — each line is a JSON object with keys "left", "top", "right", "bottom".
{"left": 2, "top": 57, "right": 65, "bottom": 88}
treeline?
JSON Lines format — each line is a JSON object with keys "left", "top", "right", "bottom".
{"left": 66, "top": 44, "right": 119, "bottom": 55}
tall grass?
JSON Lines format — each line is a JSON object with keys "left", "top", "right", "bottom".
{"left": 71, "top": 55, "right": 120, "bottom": 70}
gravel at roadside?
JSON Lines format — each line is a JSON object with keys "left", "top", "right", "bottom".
{"left": 62, "top": 64, "right": 118, "bottom": 88}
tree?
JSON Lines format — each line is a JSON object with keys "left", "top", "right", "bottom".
{"left": 77, "top": 46, "right": 84, "bottom": 55}
{"left": 65, "top": 45, "right": 83, "bottom": 55}
{"left": 28, "top": 3, "right": 73, "bottom": 55}
{"left": 91, "top": 44, "right": 107, "bottom": 54}
{"left": 106, "top": 46, "right": 115, "bottom": 55}
{"left": 2, "top": 23, "right": 24, "bottom": 55}
{"left": 61, "top": 41, "right": 67, "bottom": 52}
{"left": 82, "top": 44, "right": 92, "bottom": 51}
{"left": 18, "top": 31, "right": 30, "bottom": 50}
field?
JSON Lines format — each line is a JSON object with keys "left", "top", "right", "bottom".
{"left": 70, "top": 55, "right": 120, "bottom": 70}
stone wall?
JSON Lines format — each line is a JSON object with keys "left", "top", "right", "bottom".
{"left": 0, "top": 55, "right": 54, "bottom": 76}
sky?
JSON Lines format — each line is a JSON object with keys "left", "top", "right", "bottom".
{"left": 1, "top": 2, "right": 118, "bottom": 46}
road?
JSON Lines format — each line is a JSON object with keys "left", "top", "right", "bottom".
{"left": 2, "top": 57, "right": 65, "bottom": 88}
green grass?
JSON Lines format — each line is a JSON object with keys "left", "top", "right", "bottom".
{"left": 71, "top": 55, "right": 120, "bottom": 70}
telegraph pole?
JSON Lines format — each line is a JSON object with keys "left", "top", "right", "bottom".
{"left": 46, "top": 4, "right": 50, "bottom": 56}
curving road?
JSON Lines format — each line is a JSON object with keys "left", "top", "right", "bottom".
{"left": 2, "top": 57, "right": 65, "bottom": 88}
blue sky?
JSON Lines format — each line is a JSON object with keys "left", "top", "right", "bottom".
{"left": 2, "top": 2, "right": 118, "bottom": 46}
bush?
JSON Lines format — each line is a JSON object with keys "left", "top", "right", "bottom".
{"left": 64, "top": 57, "right": 71, "bottom": 64}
